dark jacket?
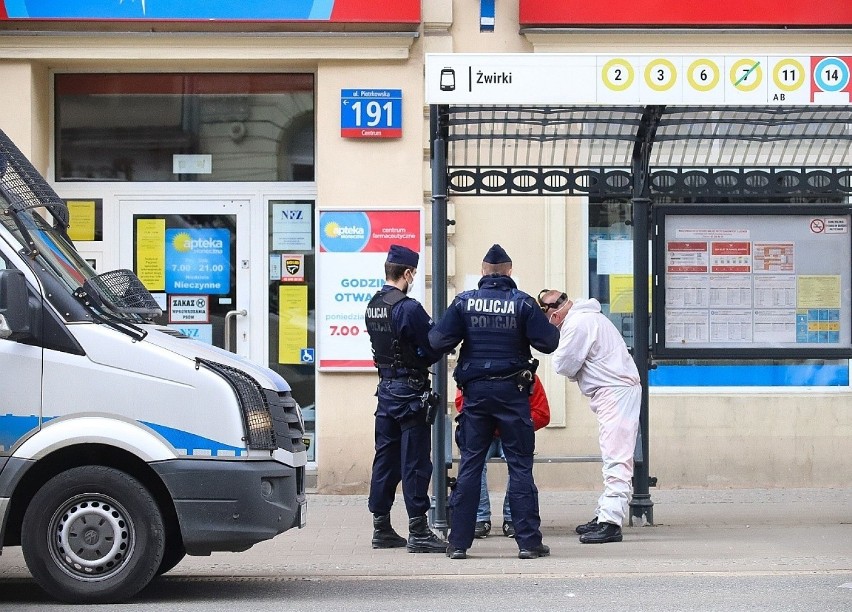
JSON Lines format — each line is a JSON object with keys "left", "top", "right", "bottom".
{"left": 428, "top": 275, "right": 559, "bottom": 386}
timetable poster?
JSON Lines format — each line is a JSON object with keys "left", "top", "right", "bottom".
{"left": 660, "top": 211, "right": 851, "bottom": 353}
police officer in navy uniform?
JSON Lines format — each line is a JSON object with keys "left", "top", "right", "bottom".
{"left": 429, "top": 244, "right": 560, "bottom": 560}
{"left": 365, "top": 244, "right": 447, "bottom": 553}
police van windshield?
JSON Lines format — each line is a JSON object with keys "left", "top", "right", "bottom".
{"left": 0, "top": 205, "right": 147, "bottom": 323}
{"left": 1, "top": 204, "right": 87, "bottom": 289}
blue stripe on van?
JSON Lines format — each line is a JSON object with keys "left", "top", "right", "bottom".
{"left": 140, "top": 421, "right": 246, "bottom": 457}
{"left": 0, "top": 415, "right": 244, "bottom": 457}
{"left": 0, "top": 414, "right": 40, "bottom": 450}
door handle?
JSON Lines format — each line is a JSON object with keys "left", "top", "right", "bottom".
{"left": 224, "top": 309, "right": 247, "bottom": 352}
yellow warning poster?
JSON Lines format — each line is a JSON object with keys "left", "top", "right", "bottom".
{"left": 279, "top": 284, "right": 308, "bottom": 364}
{"left": 609, "top": 275, "right": 652, "bottom": 314}
{"left": 66, "top": 200, "right": 96, "bottom": 242}
{"left": 136, "top": 219, "right": 165, "bottom": 291}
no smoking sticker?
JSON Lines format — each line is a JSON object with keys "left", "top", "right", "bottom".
{"left": 810, "top": 217, "right": 849, "bottom": 234}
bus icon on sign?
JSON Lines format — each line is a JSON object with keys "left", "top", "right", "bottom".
{"left": 440, "top": 68, "right": 456, "bottom": 91}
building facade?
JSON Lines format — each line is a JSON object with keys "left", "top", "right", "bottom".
{"left": 0, "top": 0, "right": 850, "bottom": 492}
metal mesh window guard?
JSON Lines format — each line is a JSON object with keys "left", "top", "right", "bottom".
{"left": 198, "top": 359, "right": 276, "bottom": 451}
{"left": 0, "top": 129, "right": 69, "bottom": 227}
{"left": 83, "top": 269, "right": 162, "bottom": 317}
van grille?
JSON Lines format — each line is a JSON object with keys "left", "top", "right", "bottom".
{"left": 197, "top": 359, "right": 276, "bottom": 450}
{"left": 264, "top": 390, "right": 307, "bottom": 454}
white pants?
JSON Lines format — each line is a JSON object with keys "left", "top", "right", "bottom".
{"left": 589, "top": 384, "right": 641, "bottom": 526}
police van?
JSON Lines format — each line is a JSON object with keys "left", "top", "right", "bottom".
{"left": 0, "top": 130, "right": 307, "bottom": 603}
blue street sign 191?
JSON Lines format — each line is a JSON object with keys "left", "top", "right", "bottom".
{"left": 340, "top": 89, "right": 402, "bottom": 139}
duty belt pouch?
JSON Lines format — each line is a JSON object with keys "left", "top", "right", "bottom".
{"left": 408, "top": 373, "right": 427, "bottom": 390}
{"left": 514, "top": 369, "right": 534, "bottom": 394}
{"left": 422, "top": 391, "right": 441, "bottom": 425}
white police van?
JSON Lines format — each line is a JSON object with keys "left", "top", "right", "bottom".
{"left": 0, "top": 130, "right": 307, "bottom": 603}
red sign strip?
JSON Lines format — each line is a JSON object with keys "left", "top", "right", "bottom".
{"left": 520, "top": 0, "right": 852, "bottom": 26}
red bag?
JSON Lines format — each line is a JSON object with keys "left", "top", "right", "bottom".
{"left": 454, "top": 374, "right": 551, "bottom": 431}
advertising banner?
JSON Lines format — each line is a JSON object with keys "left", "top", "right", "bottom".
{"left": 519, "top": 1, "right": 852, "bottom": 27}
{"left": 0, "top": 0, "right": 419, "bottom": 21}
{"left": 316, "top": 208, "right": 423, "bottom": 371}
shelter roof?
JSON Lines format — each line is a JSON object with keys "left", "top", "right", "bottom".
{"left": 441, "top": 105, "right": 852, "bottom": 168}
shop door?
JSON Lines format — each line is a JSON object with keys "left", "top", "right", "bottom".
{"left": 118, "top": 199, "right": 252, "bottom": 357}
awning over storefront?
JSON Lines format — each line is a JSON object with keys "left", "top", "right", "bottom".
{"left": 518, "top": 0, "right": 852, "bottom": 28}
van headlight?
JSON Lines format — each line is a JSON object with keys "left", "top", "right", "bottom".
{"left": 197, "top": 358, "right": 276, "bottom": 450}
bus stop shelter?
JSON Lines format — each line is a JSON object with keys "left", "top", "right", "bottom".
{"left": 425, "top": 53, "right": 852, "bottom": 531}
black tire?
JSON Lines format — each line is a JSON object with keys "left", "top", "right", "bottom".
{"left": 155, "top": 542, "right": 186, "bottom": 577}
{"left": 21, "top": 466, "right": 165, "bottom": 604}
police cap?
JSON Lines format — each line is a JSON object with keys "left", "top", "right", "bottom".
{"left": 483, "top": 243, "right": 512, "bottom": 265}
{"left": 386, "top": 244, "right": 419, "bottom": 268}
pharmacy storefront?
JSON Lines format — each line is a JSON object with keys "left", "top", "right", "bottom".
{"left": 0, "top": 0, "right": 423, "bottom": 483}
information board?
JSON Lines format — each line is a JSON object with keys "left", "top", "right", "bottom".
{"left": 425, "top": 54, "right": 852, "bottom": 105}
{"left": 316, "top": 208, "right": 424, "bottom": 371}
{"left": 653, "top": 205, "right": 852, "bottom": 358}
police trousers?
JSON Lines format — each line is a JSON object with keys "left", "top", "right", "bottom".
{"left": 368, "top": 378, "right": 432, "bottom": 518}
{"left": 450, "top": 378, "right": 542, "bottom": 551}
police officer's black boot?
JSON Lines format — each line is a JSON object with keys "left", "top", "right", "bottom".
{"left": 406, "top": 515, "right": 447, "bottom": 553}
{"left": 372, "top": 513, "right": 407, "bottom": 549}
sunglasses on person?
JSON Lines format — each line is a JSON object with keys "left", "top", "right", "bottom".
{"left": 537, "top": 290, "right": 568, "bottom": 312}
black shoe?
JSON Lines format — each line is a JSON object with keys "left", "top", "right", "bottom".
{"left": 371, "top": 514, "right": 407, "bottom": 549}
{"left": 446, "top": 546, "right": 467, "bottom": 560}
{"left": 518, "top": 543, "right": 550, "bottom": 559}
{"left": 407, "top": 516, "right": 448, "bottom": 553}
{"left": 579, "top": 522, "right": 623, "bottom": 544}
{"left": 474, "top": 520, "right": 491, "bottom": 539}
{"left": 502, "top": 521, "right": 515, "bottom": 538}
{"left": 574, "top": 517, "right": 599, "bottom": 535}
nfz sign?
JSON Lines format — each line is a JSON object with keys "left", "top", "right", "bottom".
{"left": 340, "top": 89, "right": 402, "bottom": 139}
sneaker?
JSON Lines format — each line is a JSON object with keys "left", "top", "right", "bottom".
{"left": 579, "top": 522, "right": 623, "bottom": 544}
{"left": 446, "top": 546, "right": 467, "bottom": 560}
{"left": 518, "top": 543, "right": 550, "bottom": 559}
{"left": 474, "top": 520, "right": 491, "bottom": 539}
{"left": 574, "top": 517, "right": 599, "bottom": 535}
{"left": 502, "top": 521, "right": 515, "bottom": 538}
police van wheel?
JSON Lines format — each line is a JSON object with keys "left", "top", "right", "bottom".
{"left": 21, "top": 466, "right": 165, "bottom": 604}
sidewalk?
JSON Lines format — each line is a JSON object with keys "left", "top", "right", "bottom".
{"left": 1, "top": 488, "right": 851, "bottom": 580}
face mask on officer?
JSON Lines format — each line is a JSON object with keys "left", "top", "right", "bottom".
{"left": 402, "top": 267, "right": 416, "bottom": 294}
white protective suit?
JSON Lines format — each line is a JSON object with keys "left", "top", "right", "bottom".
{"left": 552, "top": 298, "right": 641, "bottom": 527}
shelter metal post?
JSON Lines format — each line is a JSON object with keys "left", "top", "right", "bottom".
{"left": 629, "top": 105, "right": 663, "bottom": 526}
{"left": 629, "top": 194, "right": 653, "bottom": 526}
{"left": 429, "top": 105, "right": 450, "bottom": 534}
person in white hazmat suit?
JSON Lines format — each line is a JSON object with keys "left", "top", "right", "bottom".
{"left": 538, "top": 290, "right": 641, "bottom": 544}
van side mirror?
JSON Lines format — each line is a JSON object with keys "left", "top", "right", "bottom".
{"left": 0, "top": 269, "right": 31, "bottom": 340}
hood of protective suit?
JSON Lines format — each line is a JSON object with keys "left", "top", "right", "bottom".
{"left": 566, "top": 298, "right": 602, "bottom": 316}
{"left": 553, "top": 297, "right": 639, "bottom": 396}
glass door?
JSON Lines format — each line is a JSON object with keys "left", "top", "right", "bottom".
{"left": 118, "top": 198, "right": 251, "bottom": 357}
